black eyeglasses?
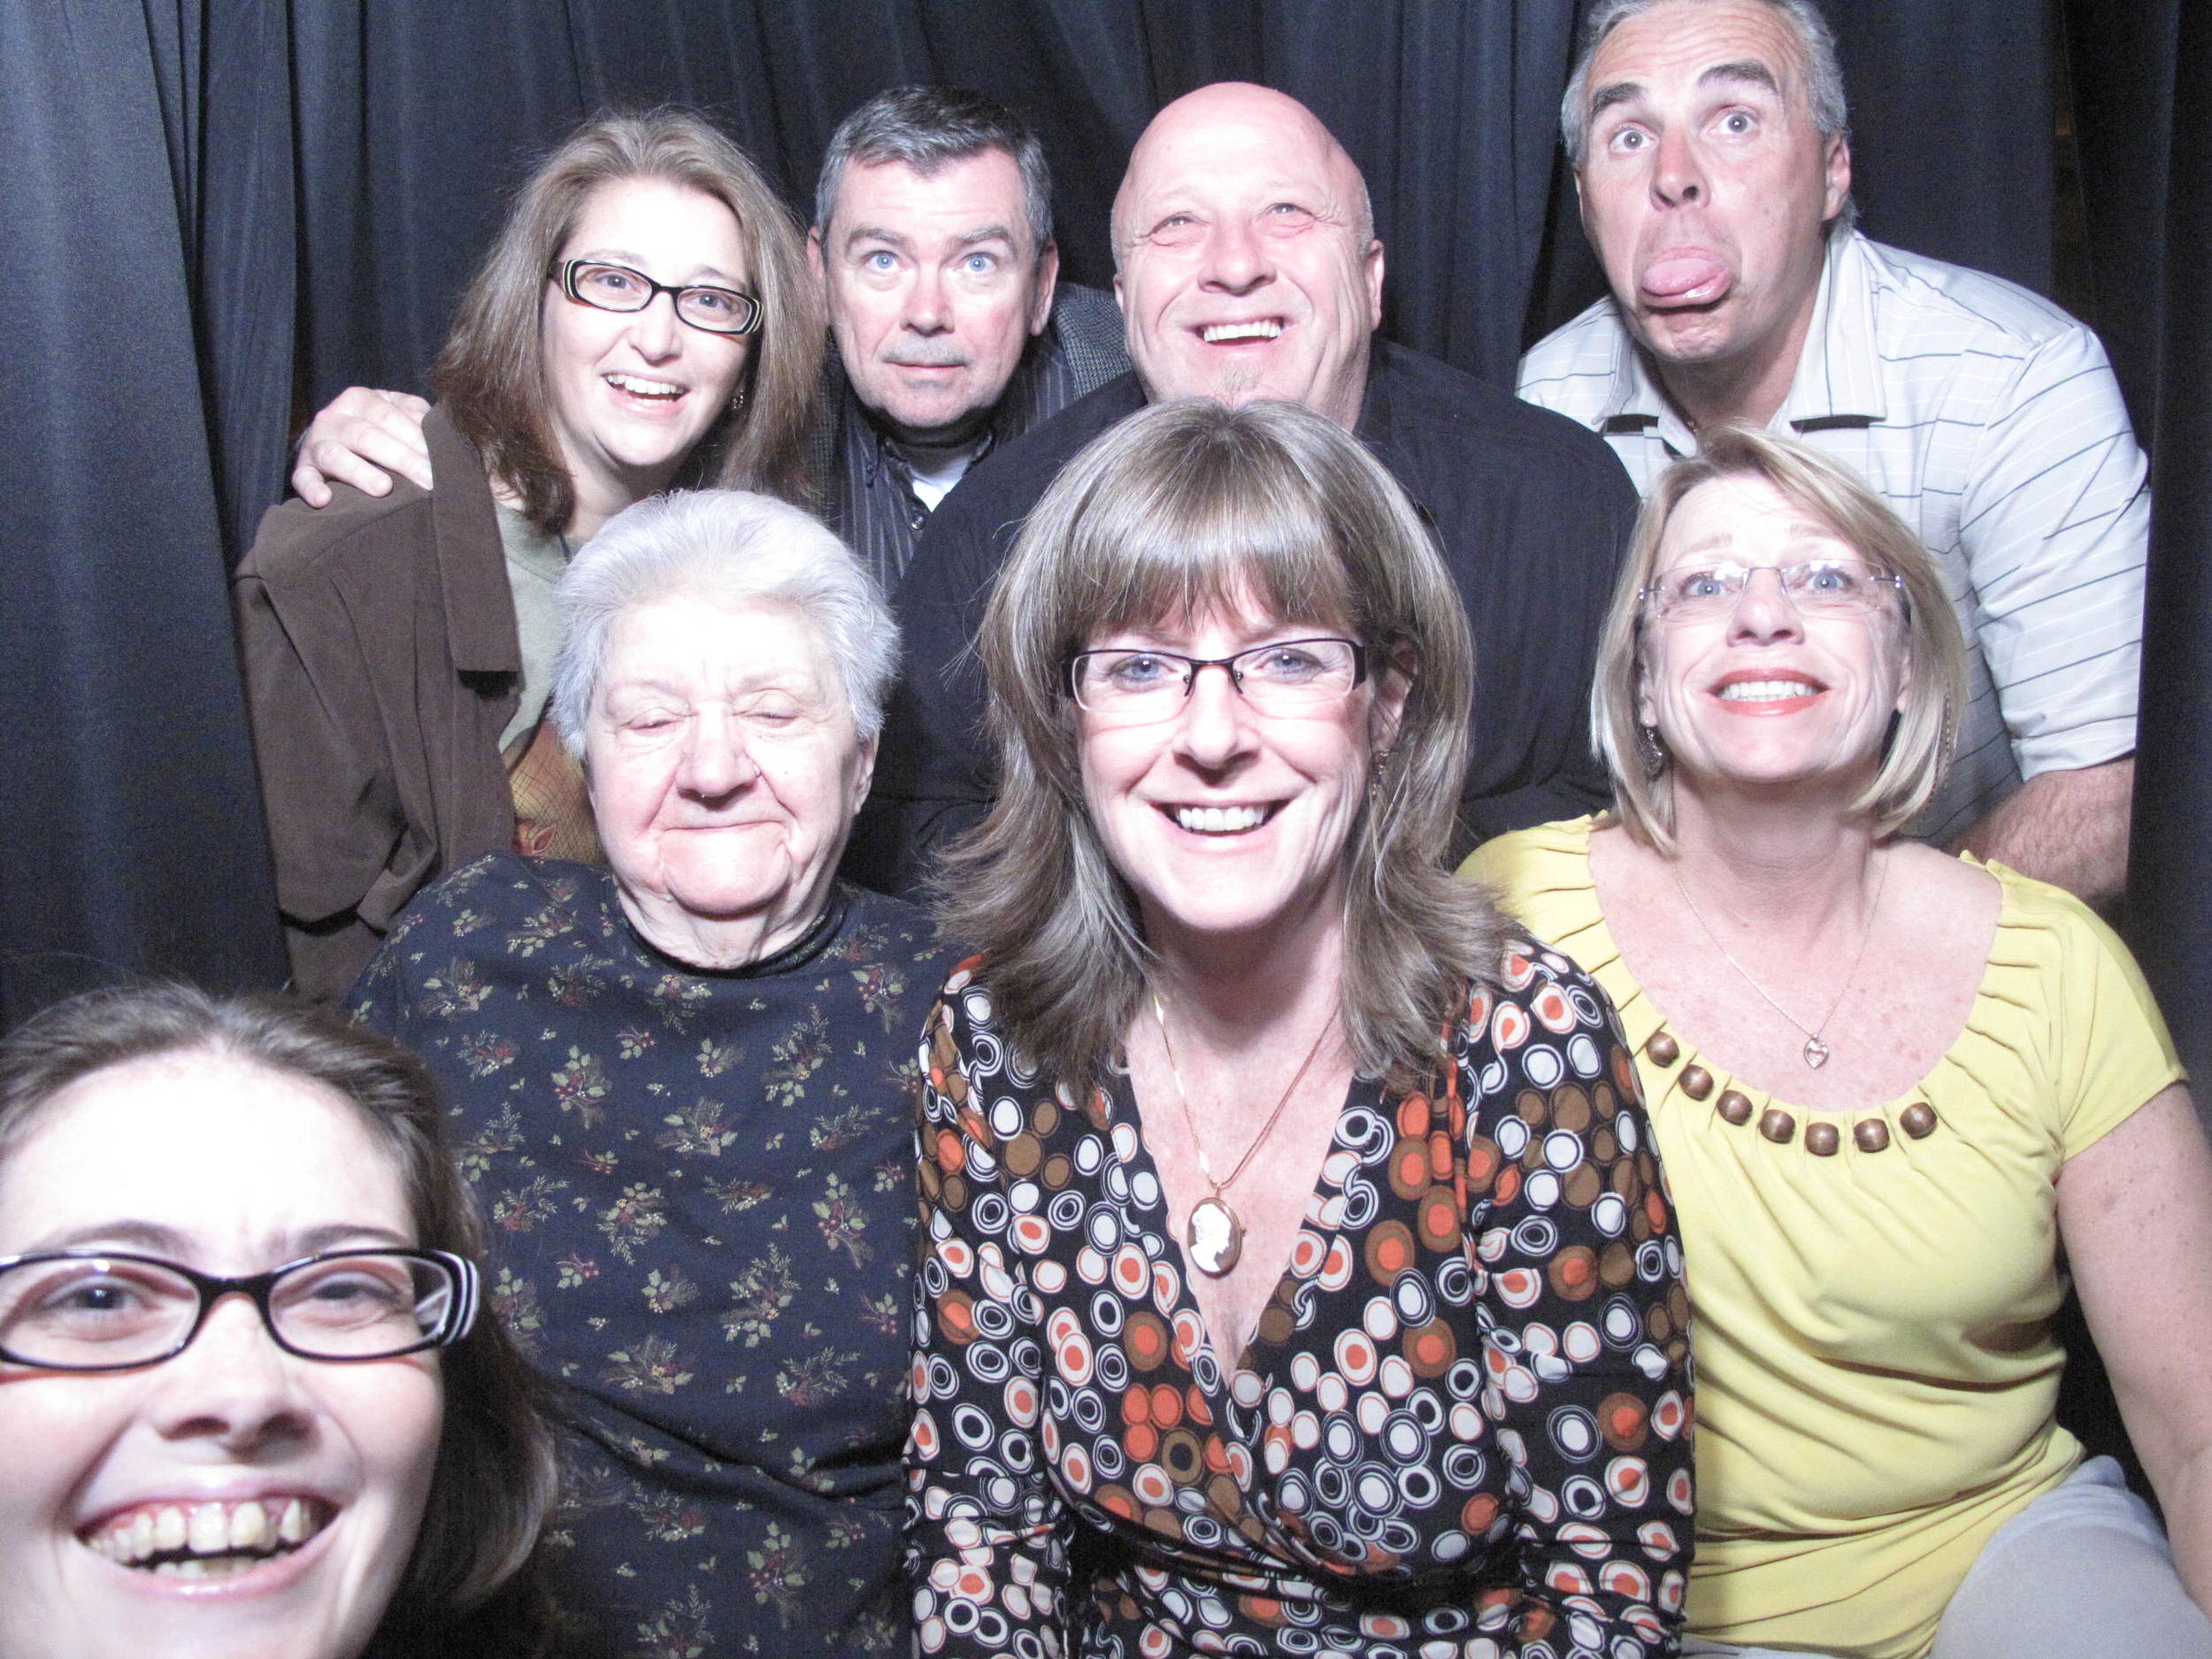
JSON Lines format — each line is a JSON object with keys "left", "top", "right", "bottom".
{"left": 0, "top": 1248, "right": 479, "bottom": 1371}
{"left": 1065, "top": 637, "right": 1369, "bottom": 722}
{"left": 551, "top": 259, "right": 763, "bottom": 336}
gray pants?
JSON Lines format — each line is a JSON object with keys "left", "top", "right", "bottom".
{"left": 1681, "top": 1457, "right": 2212, "bottom": 1659}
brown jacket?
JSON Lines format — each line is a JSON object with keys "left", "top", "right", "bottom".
{"left": 233, "top": 407, "right": 518, "bottom": 1001}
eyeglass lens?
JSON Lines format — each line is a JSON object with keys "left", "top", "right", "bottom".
{"left": 0, "top": 1251, "right": 458, "bottom": 1368}
{"left": 1071, "top": 639, "right": 1362, "bottom": 717}
{"left": 563, "top": 261, "right": 757, "bottom": 334}
{"left": 1648, "top": 559, "right": 1892, "bottom": 618}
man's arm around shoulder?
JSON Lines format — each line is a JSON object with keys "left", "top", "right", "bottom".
{"left": 1956, "top": 756, "right": 2132, "bottom": 905}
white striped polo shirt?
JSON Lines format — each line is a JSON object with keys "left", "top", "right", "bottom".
{"left": 1518, "top": 229, "right": 2147, "bottom": 842}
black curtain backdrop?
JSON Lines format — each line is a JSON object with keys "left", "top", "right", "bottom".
{"left": 2121, "top": 0, "right": 2208, "bottom": 1099}
{"left": 288, "top": 2, "right": 1589, "bottom": 404}
{"left": 0, "top": 2, "right": 287, "bottom": 1024}
{"left": 0, "top": 0, "right": 2193, "bottom": 1030}
{"left": 2064, "top": 0, "right": 2174, "bottom": 449}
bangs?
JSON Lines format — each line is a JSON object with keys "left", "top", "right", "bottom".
{"left": 1045, "top": 419, "right": 1361, "bottom": 652}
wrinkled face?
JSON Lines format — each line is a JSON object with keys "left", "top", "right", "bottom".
{"left": 1076, "top": 596, "right": 1401, "bottom": 951}
{"left": 541, "top": 177, "right": 754, "bottom": 507}
{"left": 1112, "top": 87, "right": 1383, "bottom": 431}
{"left": 587, "top": 595, "right": 876, "bottom": 951}
{"left": 1576, "top": 0, "right": 1848, "bottom": 374}
{"left": 810, "top": 152, "right": 1057, "bottom": 449}
{"left": 0, "top": 1052, "right": 442, "bottom": 1659}
{"left": 1637, "top": 474, "right": 1907, "bottom": 792}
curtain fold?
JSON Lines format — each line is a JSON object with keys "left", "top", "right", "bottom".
{"left": 1824, "top": 0, "right": 2057, "bottom": 296}
{"left": 285, "top": 0, "right": 1583, "bottom": 399}
{"left": 2062, "top": 0, "right": 2172, "bottom": 444}
{"left": 0, "top": 0, "right": 285, "bottom": 1026}
{"left": 2123, "top": 0, "right": 2209, "bottom": 1103}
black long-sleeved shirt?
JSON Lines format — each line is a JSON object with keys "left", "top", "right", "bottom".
{"left": 846, "top": 340, "right": 1638, "bottom": 897}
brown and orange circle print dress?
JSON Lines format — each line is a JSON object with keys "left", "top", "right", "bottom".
{"left": 907, "top": 940, "right": 1694, "bottom": 1658}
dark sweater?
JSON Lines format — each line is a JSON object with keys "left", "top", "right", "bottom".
{"left": 355, "top": 856, "right": 958, "bottom": 1657}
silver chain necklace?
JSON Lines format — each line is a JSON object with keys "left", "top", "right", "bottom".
{"left": 1666, "top": 852, "right": 1889, "bottom": 1070}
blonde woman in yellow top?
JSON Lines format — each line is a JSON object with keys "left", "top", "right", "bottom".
{"left": 1464, "top": 425, "right": 2212, "bottom": 1659}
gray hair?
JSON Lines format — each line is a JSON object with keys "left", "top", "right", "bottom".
{"left": 550, "top": 489, "right": 899, "bottom": 751}
{"left": 1562, "top": 0, "right": 1852, "bottom": 196}
{"left": 814, "top": 85, "right": 1054, "bottom": 261}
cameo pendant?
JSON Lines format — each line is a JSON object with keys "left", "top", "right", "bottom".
{"left": 1187, "top": 1194, "right": 1243, "bottom": 1276}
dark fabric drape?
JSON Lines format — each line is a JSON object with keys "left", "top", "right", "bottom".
{"left": 286, "top": 0, "right": 1581, "bottom": 405}
{"left": 2063, "top": 0, "right": 2174, "bottom": 446}
{"left": 2120, "top": 0, "right": 2210, "bottom": 1103}
{"left": 1828, "top": 0, "right": 2057, "bottom": 296}
{"left": 0, "top": 0, "right": 285, "bottom": 1026}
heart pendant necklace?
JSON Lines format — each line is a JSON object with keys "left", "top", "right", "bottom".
{"left": 1150, "top": 994, "right": 1336, "bottom": 1277}
{"left": 1668, "top": 851, "right": 1888, "bottom": 1071}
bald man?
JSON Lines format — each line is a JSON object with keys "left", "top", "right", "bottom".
{"left": 849, "top": 83, "right": 1638, "bottom": 895}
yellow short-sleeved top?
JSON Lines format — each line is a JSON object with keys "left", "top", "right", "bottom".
{"left": 1462, "top": 818, "right": 2183, "bottom": 1659}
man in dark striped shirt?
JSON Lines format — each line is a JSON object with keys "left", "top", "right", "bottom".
{"left": 804, "top": 86, "right": 1129, "bottom": 592}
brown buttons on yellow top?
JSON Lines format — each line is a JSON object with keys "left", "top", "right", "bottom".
{"left": 1642, "top": 1025, "right": 1942, "bottom": 1154}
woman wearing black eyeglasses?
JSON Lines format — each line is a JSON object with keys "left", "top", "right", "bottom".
{"left": 908, "top": 399, "right": 1692, "bottom": 1657}
{"left": 0, "top": 984, "right": 550, "bottom": 1659}
{"left": 234, "top": 108, "right": 822, "bottom": 1003}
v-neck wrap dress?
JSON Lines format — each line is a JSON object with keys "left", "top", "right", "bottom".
{"left": 906, "top": 946, "right": 1696, "bottom": 1658}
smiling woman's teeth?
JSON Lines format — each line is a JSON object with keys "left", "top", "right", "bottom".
{"left": 1201, "top": 320, "right": 1280, "bottom": 343}
{"left": 606, "top": 373, "right": 682, "bottom": 400}
{"left": 1174, "top": 805, "right": 1267, "bottom": 833}
{"left": 1717, "top": 679, "right": 1817, "bottom": 702}
{"left": 85, "top": 1495, "right": 325, "bottom": 1574}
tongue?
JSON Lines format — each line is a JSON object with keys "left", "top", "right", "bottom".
{"left": 1641, "top": 253, "right": 1729, "bottom": 303}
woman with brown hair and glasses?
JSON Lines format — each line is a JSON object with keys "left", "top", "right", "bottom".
{"left": 0, "top": 983, "right": 551, "bottom": 1659}
{"left": 235, "top": 108, "right": 821, "bottom": 1002}
{"left": 905, "top": 398, "right": 1692, "bottom": 1657}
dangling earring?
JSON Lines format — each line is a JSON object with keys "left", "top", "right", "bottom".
{"left": 1369, "top": 747, "right": 1393, "bottom": 803}
{"left": 1639, "top": 723, "right": 1669, "bottom": 776}
{"left": 729, "top": 385, "right": 749, "bottom": 412}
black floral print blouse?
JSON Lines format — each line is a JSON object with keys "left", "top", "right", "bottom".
{"left": 353, "top": 853, "right": 956, "bottom": 1657}
{"left": 908, "top": 941, "right": 1694, "bottom": 1658}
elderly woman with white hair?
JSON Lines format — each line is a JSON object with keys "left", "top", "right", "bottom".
{"left": 352, "top": 488, "right": 955, "bottom": 1656}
